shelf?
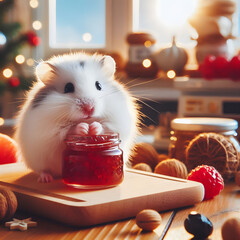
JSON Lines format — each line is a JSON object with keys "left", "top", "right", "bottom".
{"left": 174, "top": 77, "right": 240, "bottom": 95}
{"left": 118, "top": 76, "right": 180, "bottom": 101}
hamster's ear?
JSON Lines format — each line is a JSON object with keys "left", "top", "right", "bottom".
{"left": 35, "top": 61, "right": 57, "bottom": 84}
{"left": 100, "top": 55, "right": 116, "bottom": 77}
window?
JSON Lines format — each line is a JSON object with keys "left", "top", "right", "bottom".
{"left": 34, "top": 0, "right": 132, "bottom": 61}
{"left": 133, "top": 0, "right": 198, "bottom": 48}
{"left": 134, "top": 0, "right": 240, "bottom": 50}
{"left": 33, "top": 0, "right": 240, "bottom": 62}
{"left": 49, "top": 0, "right": 106, "bottom": 49}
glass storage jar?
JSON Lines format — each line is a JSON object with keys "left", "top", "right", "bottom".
{"left": 62, "top": 133, "right": 123, "bottom": 189}
{"left": 125, "top": 32, "right": 158, "bottom": 78}
{"left": 169, "top": 117, "right": 240, "bottom": 165}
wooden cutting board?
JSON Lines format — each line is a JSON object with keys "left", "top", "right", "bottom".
{"left": 0, "top": 163, "right": 204, "bottom": 227}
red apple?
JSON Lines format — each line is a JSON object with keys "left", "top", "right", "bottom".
{"left": 0, "top": 133, "right": 19, "bottom": 164}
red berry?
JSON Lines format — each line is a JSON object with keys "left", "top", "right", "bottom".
{"left": 229, "top": 56, "right": 240, "bottom": 81}
{"left": 204, "top": 55, "right": 216, "bottom": 66}
{"left": 213, "top": 56, "right": 229, "bottom": 78}
{"left": 8, "top": 77, "right": 20, "bottom": 87}
{"left": 200, "top": 55, "right": 216, "bottom": 80}
{"left": 187, "top": 165, "right": 224, "bottom": 200}
{"left": 201, "top": 67, "right": 215, "bottom": 80}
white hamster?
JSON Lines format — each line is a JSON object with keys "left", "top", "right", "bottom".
{"left": 14, "top": 53, "right": 139, "bottom": 182}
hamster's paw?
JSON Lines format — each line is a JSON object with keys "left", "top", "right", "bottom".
{"left": 75, "top": 122, "right": 89, "bottom": 135}
{"left": 89, "top": 122, "right": 103, "bottom": 135}
{"left": 38, "top": 172, "right": 53, "bottom": 183}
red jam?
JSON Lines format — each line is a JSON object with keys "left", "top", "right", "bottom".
{"left": 62, "top": 133, "right": 124, "bottom": 189}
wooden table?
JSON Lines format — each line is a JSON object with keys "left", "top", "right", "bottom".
{"left": 0, "top": 183, "right": 239, "bottom": 240}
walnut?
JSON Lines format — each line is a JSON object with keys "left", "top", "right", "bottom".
{"left": 133, "top": 163, "right": 152, "bottom": 172}
{"left": 154, "top": 158, "right": 188, "bottom": 179}
{"left": 0, "top": 193, "right": 8, "bottom": 221}
{"left": 0, "top": 187, "right": 18, "bottom": 221}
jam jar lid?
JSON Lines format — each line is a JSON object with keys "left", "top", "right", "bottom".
{"left": 65, "top": 132, "right": 120, "bottom": 147}
{"left": 171, "top": 117, "right": 238, "bottom": 132}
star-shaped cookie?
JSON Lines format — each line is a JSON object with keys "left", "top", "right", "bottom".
{"left": 5, "top": 218, "right": 37, "bottom": 231}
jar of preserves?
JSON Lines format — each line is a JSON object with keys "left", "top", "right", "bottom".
{"left": 125, "top": 32, "right": 158, "bottom": 78}
{"left": 169, "top": 117, "right": 240, "bottom": 165}
{"left": 62, "top": 133, "right": 124, "bottom": 189}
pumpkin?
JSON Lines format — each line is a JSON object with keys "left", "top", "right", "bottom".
{"left": 155, "top": 36, "right": 188, "bottom": 74}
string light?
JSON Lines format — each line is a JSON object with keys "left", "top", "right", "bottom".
{"left": 26, "top": 58, "right": 34, "bottom": 66}
{"left": 142, "top": 59, "right": 152, "bottom": 68}
{"left": 15, "top": 55, "right": 25, "bottom": 64}
{"left": 3, "top": 68, "right": 13, "bottom": 78}
{"left": 167, "top": 70, "right": 176, "bottom": 79}
{"left": 0, "top": 117, "right": 4, "bottom": 126}
{"left": 32, "top": 20, "right": 42, "bottom": 30}
{"left": 0, "top": 32, "right": 7, "bottom": 45}
{"left": 29, "top": 0, "right": 39, "bottom": 8}
{"left": 144, "top": 41, "right": 152, "bottom": 48}
{"left": 82, "top": 33, "right": 92, "bottom": 42}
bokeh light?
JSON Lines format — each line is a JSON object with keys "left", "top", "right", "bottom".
{"left": 3, "top": 68, "right": 13, "bottom": 78}
{"left": 15, "top": 55, "right": 25, "bottom": 64}
{"left": 142, "top": 59, "right": 152, "bottom": 68}
{"left": 32, "top": 20, "right": 42, "bottom": 30}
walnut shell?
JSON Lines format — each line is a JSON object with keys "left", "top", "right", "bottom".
{"left": 221, "top": 218, "right": 240, "bottom": 240}
{"left": 133, "top": 163, "right": 152, "bottom": 172}
{"left": 129, "top": 142, "right": 159, "bottom": 170}
{"left": 0, "top": 193, "right": 8, "bottom": 221}
{"left": 0, "top": 188, "right": 18, "bottom": 220}
{"left": 136, "top": 209, "right": 162, "bottom": 231}
{"left": 154, "top": 158, "right": 188, "bottom": 179}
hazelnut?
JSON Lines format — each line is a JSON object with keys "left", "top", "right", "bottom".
{"left": 221, "top": 218, "right": 240, "bottom": 240}
{"left": 133, "top": 163, "right": 152, "bottom": 172}
{"left": 0, "top": 188, "right": 18, "bottom": 220}
{"left": 0, "top": 193, "right": 8, "bottom": 221}
{"left": 154, "top": 158, "right": 188, "bottom": 179}
{"left": 136, "top": 209, "right": 162, "bottom": 231}
{"left": 235, "top": 171, "right": 240, "bottom": 186}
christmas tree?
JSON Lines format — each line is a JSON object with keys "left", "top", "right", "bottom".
{"left": 0, "top": 0, "right": 40, "bottom": 95}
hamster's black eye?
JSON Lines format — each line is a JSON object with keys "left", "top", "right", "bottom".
{"left": 95, "top": 81, "right": 102, "bottom": 91}
{"left": 64, "top": 82, "right": 75, "bottom": 93}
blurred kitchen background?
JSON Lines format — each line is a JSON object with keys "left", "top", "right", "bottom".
{"left": 1, "top": 0, "right": 240, "bottom": 152}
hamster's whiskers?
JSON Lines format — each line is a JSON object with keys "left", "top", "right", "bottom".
{"left": 123, "top": 77, "right": 159, "bottom": 90}
{"left": 99, "top": 89, "right": 121, "bottom": 99}
{"left": 131, "top": 97, "right": 160, "bottom": 126}
{"left": 120, "top": 77, "right": 139, "bottom": 87}
{"left": 130, "top": 94, "right": 159, "bottom": 104}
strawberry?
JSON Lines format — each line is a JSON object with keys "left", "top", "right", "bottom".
{"left": 187, "top": 165, "right": 224, "bottom": 200}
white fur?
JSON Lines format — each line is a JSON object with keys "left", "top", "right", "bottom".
{"left": 14, "top": 53, "right": 139, "bottom": 177}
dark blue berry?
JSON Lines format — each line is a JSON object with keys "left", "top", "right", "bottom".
{"left": 184, "top": 211, "right": 213, "bottom": 239}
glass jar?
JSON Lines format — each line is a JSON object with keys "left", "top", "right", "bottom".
{"left": 169, "top": 117, "right": 240, "bottom": 165}
{"left": 125, "top": 32, "right": 158, "bottom": 78}
{"left": 62, "top": 133, "right": 123, "bottom": 189}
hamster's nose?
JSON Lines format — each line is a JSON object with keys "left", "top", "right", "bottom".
{"left": 82, "top": 103, "right": 94, "bottom": 116}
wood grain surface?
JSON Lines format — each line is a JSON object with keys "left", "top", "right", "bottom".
{"left": 0, "top": 164, "right": 239, "bottom": 239}
{"left": 0, "top": 163, "right": 203, "bottom": 227}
